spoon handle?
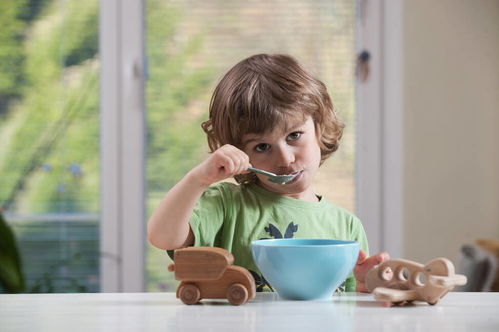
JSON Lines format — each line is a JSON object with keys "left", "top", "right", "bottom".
{"left": 247, "top": 167, "right": 276, "bottom": 177}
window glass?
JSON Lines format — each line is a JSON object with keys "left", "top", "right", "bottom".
{"left": 145, "top": 0, "right": 355, "bottom": 291}
{"left": 0, "top": 0, "right": 100, "bottom": 293}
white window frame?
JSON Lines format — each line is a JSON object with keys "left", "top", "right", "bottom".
{"left": 355, "top": 0, "right": 404, "bottom": 257}
{"left": 99, "top": 0, "right": 146, "bottom": 292}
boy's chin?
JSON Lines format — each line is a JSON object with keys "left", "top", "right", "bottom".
{"left": 260, "top": 178, "right": 311, "bottom": 194}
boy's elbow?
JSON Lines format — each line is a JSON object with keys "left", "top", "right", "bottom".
{"left": 146, "top": 223, "right": 167, "bottom": 250}
{"left": 147, "top": 232, "right": 163, "bottom": 250}
{"left": 147, "top": 218, "right": 193, "bottom": 250}
{"left": 147, "top": 230, "right": 172, "bottom": 250}
{"left": 147, "top": 227, "right": 185, "bottom": 251}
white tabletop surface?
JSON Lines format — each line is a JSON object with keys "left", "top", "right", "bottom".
{"left": 1, "top": 292, "right": 498, "bottom": 332}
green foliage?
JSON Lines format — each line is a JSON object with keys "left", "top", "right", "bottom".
{"left": 18, "top": 0, "right": 51, "bottom": 23}
{"left": 1, "top": 0, "right": 214, "bottom": 213}
{"left": 27, "top": 252, "right": 90, "bottom": 293}
{"left": 0, "top": 0, "right": 28, "bottom": 114}
{"left": 0, "top": 0, "right": 99, "bottom": 213}
{"left": 0, "top": 0, "right": 217, "bottom": 292}
{"left": 0, "top": 0, "right": 52, "bottom": 114}
{"left": 0, "top": 212, "right": 25, "bottom": 293}
{"left": 144, "top": 1, "right": 217, "bottom": 291}
{"left": 146, "top": 1, "right": 215, "bottom": 191}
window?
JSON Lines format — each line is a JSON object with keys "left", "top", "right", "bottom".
{"left": 145, "top": 0, "right": 356, "bottom": 292}
{"left": 1, "top": 0, "right": 366, "bottom": 293}
{"left": 0, "top": 0, "right": 100, "bottom": 292}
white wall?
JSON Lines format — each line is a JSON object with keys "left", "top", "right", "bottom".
{"left": 403, "top": 0, "right": 499, "bottom": 263}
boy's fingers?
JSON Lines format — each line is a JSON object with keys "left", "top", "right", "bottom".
{"left": 361, "top": 251, "right": 390, "bottom": 269}
{"left": 222, "top": 157, "right": 235, "bottom": 173}
{"left": 376, "top": 251, "right": 390, "bottom": 264}
{"left": 356, "top": 250, "right": 367, "bottom": 264}
{"left": 220, "top": 147, "right": 250, "bottom": 175}
{"left": 355, "top": 251, "right": 391, "bottom": 289}
{"left": 361, "top": 253, "right": 388, "bottom": 275}
{"left": 374, "top": 251, "right": 390, "bottom": 265}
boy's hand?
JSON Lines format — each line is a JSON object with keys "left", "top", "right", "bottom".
{"left": 190, "top": 144, "right": 251, "bottom": 186}
{"left": 354, "top": 250, "right": 390, "bottom": 293}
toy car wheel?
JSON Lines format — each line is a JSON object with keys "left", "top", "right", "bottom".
{"left": 179, "top": 284, "right": 201, "bottom": 305}
{"left": 227, "top": 283, "right": 248, "bottom": 306}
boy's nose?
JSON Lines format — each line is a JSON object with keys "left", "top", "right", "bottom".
{"left": 274, "top": 145, "right": 295, "bottom": 168}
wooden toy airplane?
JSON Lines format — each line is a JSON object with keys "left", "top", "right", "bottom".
{"left": 168, "top": 246, "right": 256, "bottom": 305}
{"left": 366, "top": 258, "right": 467, "bottom": 306}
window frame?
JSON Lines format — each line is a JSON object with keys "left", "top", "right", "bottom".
{"left": 99, "top": 0, "right": 146, "bottom": 292}
{"left": 355, "top": 0, "right": 404, "bottom": 257}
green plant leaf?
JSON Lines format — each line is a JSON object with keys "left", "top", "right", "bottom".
{"left": 0, "top": 212, "right": 25, "bottom": 293}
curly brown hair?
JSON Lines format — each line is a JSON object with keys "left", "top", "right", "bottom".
{"left": 201, "top": 54, "right": 344, "bottom": 184}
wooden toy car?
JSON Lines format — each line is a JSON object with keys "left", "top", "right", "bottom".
{"left": 366, "top": 257, "right": 467, "bottom": 306}
{"left": 168, "top": 246, "right": 256, "bottom": 305}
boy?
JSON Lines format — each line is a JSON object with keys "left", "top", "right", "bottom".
{"left": 148, "top": 54, "right": 389, "bottom": 292}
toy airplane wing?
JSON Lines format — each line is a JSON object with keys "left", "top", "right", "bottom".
{"left": 372, "top": 287, "right": 418, "bottom": 303}
{"left": 429, "top": 274, "right": 467, "bottom": 287}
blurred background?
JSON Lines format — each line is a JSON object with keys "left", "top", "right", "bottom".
{"left": 0, "top": 0, "right": 498, "bottom": 294}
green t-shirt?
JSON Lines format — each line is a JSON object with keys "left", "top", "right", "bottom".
{"left": 185, "top": 182, "right": 369, "bottom": 292}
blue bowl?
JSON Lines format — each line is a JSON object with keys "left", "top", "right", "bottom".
{"left": 251, "top": 239, "right": 359, "bottom": 300}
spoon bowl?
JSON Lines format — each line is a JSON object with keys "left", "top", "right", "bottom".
{"left": 248, "top": 167, "right": 300, "bottom": 184}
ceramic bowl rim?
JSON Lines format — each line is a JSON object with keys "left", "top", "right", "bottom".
{"left": 251, "top": 238, "right": 359, "bottom": 248}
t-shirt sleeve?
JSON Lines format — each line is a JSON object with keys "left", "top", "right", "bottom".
{"left": 166, "top": 184, "right": 229, "bottom": 260}
{"left": 352, "top": 215, "right": 369, "bottom": 256}
{"left": 166, "top": 183, "right": 232, "bottom": 260}
{"left": 345, "top": 215, "right": 370, "bottom": 292}
{"left": 188, "top": 183, "right": 228, "bottom": 247}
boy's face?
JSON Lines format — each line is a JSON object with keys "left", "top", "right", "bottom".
{"left": 241, "top": 116, "right": 321, "bottom": 201}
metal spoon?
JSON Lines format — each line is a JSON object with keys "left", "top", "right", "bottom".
{"left": 247, "top": 167, "right": 300, "bottom": 184}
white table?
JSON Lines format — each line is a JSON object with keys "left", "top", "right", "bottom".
{"left": 1, "top": 292, "right": 498, "bottom": 332}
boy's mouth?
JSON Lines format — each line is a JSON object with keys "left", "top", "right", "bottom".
{"left": 276, "top": 168, "right": 301, "bottom": 176}
{"left": 281, "top": 170, "right": 303, "bottom": 185}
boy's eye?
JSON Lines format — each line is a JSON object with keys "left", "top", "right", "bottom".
{"left": 287, "top": 132, "right": 302, "bottom": 141}
{"left": 255, "top": 143, "right": 271, "bottom": 152}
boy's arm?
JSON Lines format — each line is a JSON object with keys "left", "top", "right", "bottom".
{"left": 147, "top": 144, "right": 250, "bottom": 250}
{"left": 147, "top": 171, "right": 206, "bottom": 250}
